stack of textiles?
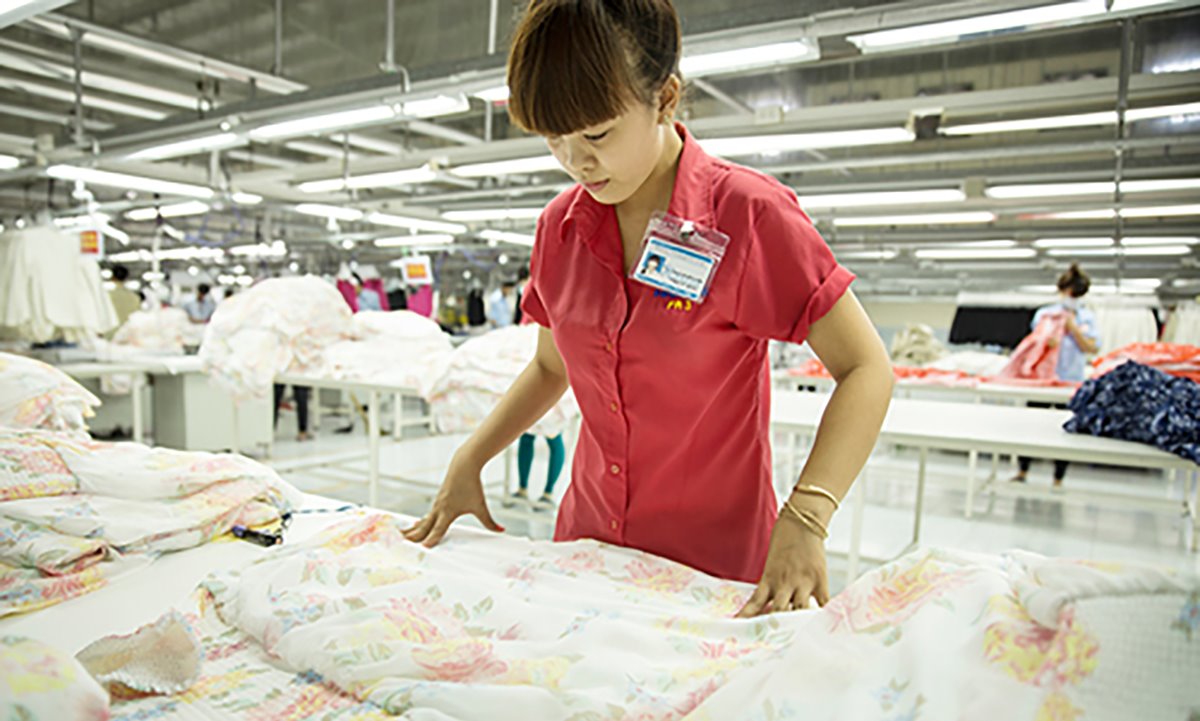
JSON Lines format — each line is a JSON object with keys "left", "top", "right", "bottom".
{"left": 199, "top": 277, "right": 352, "bottom": 398}
{"left": 1091, "top": 342, "right": 1200, "bottom": 384}
{"left": 0, "top": 428, "right": 301, "bottom": 616}
{"left": 321, "top": 310, "right": 454, "bottom": 393}
{"left": 0, "top": 352, "right": 99, "bottom": 435}
{"left": 426, "top": 325, "right": 579, "bottom": 436}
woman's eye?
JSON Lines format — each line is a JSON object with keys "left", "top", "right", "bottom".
{"left": 583, "top": 131, "right": 609, "bottom": 142}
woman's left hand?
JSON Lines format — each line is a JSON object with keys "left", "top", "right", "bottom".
{"left": 735, "top": 513, "right": 829, "bottom": 617}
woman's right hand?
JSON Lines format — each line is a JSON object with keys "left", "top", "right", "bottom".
{"left": 402, "top": 451, "right": 505, "bottom": 548}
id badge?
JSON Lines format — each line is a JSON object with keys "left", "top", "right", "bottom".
{"left": 630, "top": 211, "right": 730, "bottom": 303}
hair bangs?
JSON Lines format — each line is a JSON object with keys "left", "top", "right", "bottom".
{"left": 507, "top": 1, "right": 640, "bottom": 136}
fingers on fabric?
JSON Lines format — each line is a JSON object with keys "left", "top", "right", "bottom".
{"left": 473, "top": 504, "right": 504, "bottom": 533}
{"left": 422, "top": 515, "right": 453, "bottom": 548}
{"left": 735, "top": 584, "right": 771, "bottom": 618}
{"left": 402, "top": 514, "right": 432, "bottom": 542}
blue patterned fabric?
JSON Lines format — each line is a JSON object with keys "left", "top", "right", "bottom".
{"left": 1064, "top": 361, "right": 1200, "bottom": 463}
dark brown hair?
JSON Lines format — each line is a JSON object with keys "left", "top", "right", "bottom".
{"left": 507, "top": 0, "right": 681, "bottom": 136}
{"left": 1057, "top": 263, "right": 1091, "bottom": 298}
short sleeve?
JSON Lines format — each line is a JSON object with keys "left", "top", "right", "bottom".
{"left": 518, "top": 220, "right": 551, "bottom": 328}
{"left": 731, "top": 192, "right": 854, "bottom": 343}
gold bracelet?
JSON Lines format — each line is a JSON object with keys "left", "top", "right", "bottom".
{"left": 793, "top": 484, "right": 840, "bottom": 511}
{"left": 781, "top": 499, "right": 829, "bottom": 540}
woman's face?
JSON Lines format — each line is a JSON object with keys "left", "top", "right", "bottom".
{"left": 545, "top": 97, "right": 668, "bottom": 206}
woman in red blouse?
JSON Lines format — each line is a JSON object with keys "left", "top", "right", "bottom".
{"left": 406, "top": 0, "right": 894, "bottom": 615}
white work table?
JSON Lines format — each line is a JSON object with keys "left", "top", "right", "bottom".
{"left": 771, "top": 391, "right": 1200, "bottom": 580}
{"left": 269, "top": 374, "right": 431, "bottom": 507}
{"left": 57, "top": 361, "right": 151, "bottom": 443}
{"left": 772, "top": 370, "right": 1077, "bottom": 406}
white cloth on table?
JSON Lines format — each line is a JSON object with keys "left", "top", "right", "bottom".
{"left": 1091, "top": 303, "right": 1157, "bottom": 355}
{"left": 0, "top": 226, "right": 117, "bottom": 342}
{"left": 1163, "top": 303, "right": 1200, "bottom": 345}
{"left": 107, "top": 514, "right": 1200, "bottom": 721}
{"left": 927, "top": 349, "right": 1011, "bottom": 377}
{"left": 198, "top": 276, "right": 352, "bottom": 399}
{"left": 321, "top": 310, "right": 453, "bottom": 392}
{"left": 890, "top": 323, "right": 947, "bottom": 366}
{"left": 426, "top": 325, "right": 578, "bottom": 436}
{"left": 0, "top": 352, "right": 100, "bottom": 435}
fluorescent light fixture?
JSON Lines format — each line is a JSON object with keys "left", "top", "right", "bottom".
{"left": 798, "top": 188, "right": 965, "bottom": 209}
{"left": 945, "top": 102, "right": 1200, "bottom": 136}
{"left": 230, "top": 240, "right": 287, "bottom": 257}
{"left": 231, "top": 192, "right": 263, "bottom": 205}
{"left": 1047, "top": 245, "right": 1193, "bottom": 257}
{"left": 701, "top": 127, "right": 914, "bottom": 157}
{"left": 847, "top": 1, "right": 1178, "bottom": 53}
{"left": 401, "top": 94, "right": 470, "bottom": 119}
{"left": 374, "top": 234, "right": 454, "bottom": 247}
{"left": 366, "top": 212, "right": 467, "bottom": 235}
{"left": 452, "top": 155, "right": 563, "bottom": 178}
{"left": 915, "top": 248, "right": 1037, "bottom": 260}
{"left": 25, "top": 15, "right": 304, "bottom": 95}
{"left": 680, "top": 41, "right": 817, "bottom": 77}
{"left": 1121, "top": 236, "right": 1199, "bottom": 246}
{"left": 299, "top": 166, "right": 438, "bottom": 193}
{"left": 945, "top": 240, "right": 1018, "bottom": 249}
{"left": 1039, "top": 205, "right": 1200, "bottom": 220}
{"left": 127, "top": 133, "right": 243, "bottom": 161}
{"left": 943, "top": 111, "right": 1115, "bottom": 136}
{"left": 0, "top": 153, "right": 19, "bottom": 170}
{"left": 474, "top": 85, "right": 510, "bottom": 102}
{"left": 1125, "top": 101, "right": 1200, "bottom": 122}
{"left": 987, "top": 178, "right": 1200, "bottom": 199}
{"left": 1120, "top": 204, "right": 1200, "bottom": 218}
{"left": 480, "top": 229, "right": 536, "bottom": 247}
{"left": 284, "top": 140, "right": 363, "bottom": 161}
{"left": 1033, "top": 237, "right": 1115, "bottom": 248}
{"left": 294, "top": 203, "right": 364, "bottom": 222}
{"left": 109, "top": 246, "right": 226, "bottom": 262}
{"left": 0, "top": 76, "right": 167, "bottom": 120}
{"left": 836, "top": 249, "right": 898, "bottom": 260}
{"left": 124, "top": 201, "right": 210, "bottom": 221}
{"left": 54, "top": 212, "right": 111, "bottom": 227}
{"left": 443, "top": 207, "right": 544, "bottom": 222}
{"left": 833, "top": 211, "right": 997, "bottom": 226}
{"left": 249, "top": 105, "right": 396, "bottom": 141}
{"left": 46, "top": 165, "right": 215, "bottom": 199}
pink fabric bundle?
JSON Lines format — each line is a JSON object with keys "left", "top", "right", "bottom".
{"left": 993, "top": 311, "right": 1070, "bottom": 385}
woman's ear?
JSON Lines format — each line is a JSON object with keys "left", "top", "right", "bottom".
{"left": 658, "top": 75, "right": 682, "bottom": 123}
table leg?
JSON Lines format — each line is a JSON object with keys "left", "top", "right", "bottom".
{"left": 966, "top": 449, "right": 978, "bottom": 519}
{"left": 368, "top": 390, "right": 380, "bottom": 507}
{"left": 911, "top": 446, "right": 928, "bottom": 550}
{"left": 393, "top": 392, "right": 404, "bottom": 441}
{"left": 131, "top": 374, "right": 145, "bottom": 444}
{"left": 311, "top": 388, "right": 322, "bottom": 431}
{"left": 1191, "top": 469, "right": 1199, "bottom": 554}
{"left": 847, "top": 473, "right": 866, "bottom": 585}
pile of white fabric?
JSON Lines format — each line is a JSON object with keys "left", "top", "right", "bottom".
{"left": 321, "top": 310, "right": 454, "bottom": 392}
{"left": 889, "top": 323, "right": 947, "bottom": 366}
{"left": 105, "top": 308, "right": 190, "bottom": 356}
{"left": 426, "top": 325, "right": 578, "bottom": 436}
{"left": 0, "top": 226, "right": 117, "bottom": 342}
{"left": 199, "top": 277, "right": 352, "bottom": 399}
{"left": 927, "top": 350, "right": 1011, "bottom": 377}
{"left": 0, "top": 352, "right": 100, "bottom": 435}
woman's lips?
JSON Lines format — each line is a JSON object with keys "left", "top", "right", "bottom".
{"left": 583, "top": 180, "right": 609, "bottom": 193}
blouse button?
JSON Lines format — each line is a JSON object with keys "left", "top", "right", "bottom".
{"left": 610, "top": 464, "right": 620, "bottom": 475}
{"left": 610, "top": 520, "right": 619, "bottom": 531}
{"left": 610, "top": 401, "right": 619, "bottom": 412}
{"left": 604, "top": 341, "right": 614, "bottom": 352}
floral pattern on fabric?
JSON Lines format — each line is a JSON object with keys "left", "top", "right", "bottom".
{"left": 105, "top": 516, "right": 1199, "bottom": 721}
{"left": 0, "top": 635, "right": 109, "bottom": 720}
{"left": 0, "top": 429, "right": 299, "bottom": 617}
{"left": 0, "top": 352, "right": 100, "bottom": 435}
{"left": 1065, "top": 361, "right": 1200, "bottom": 463}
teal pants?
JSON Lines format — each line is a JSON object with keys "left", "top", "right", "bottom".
{"left": 518, "top": 433, "right": 565, "bottom": 495}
